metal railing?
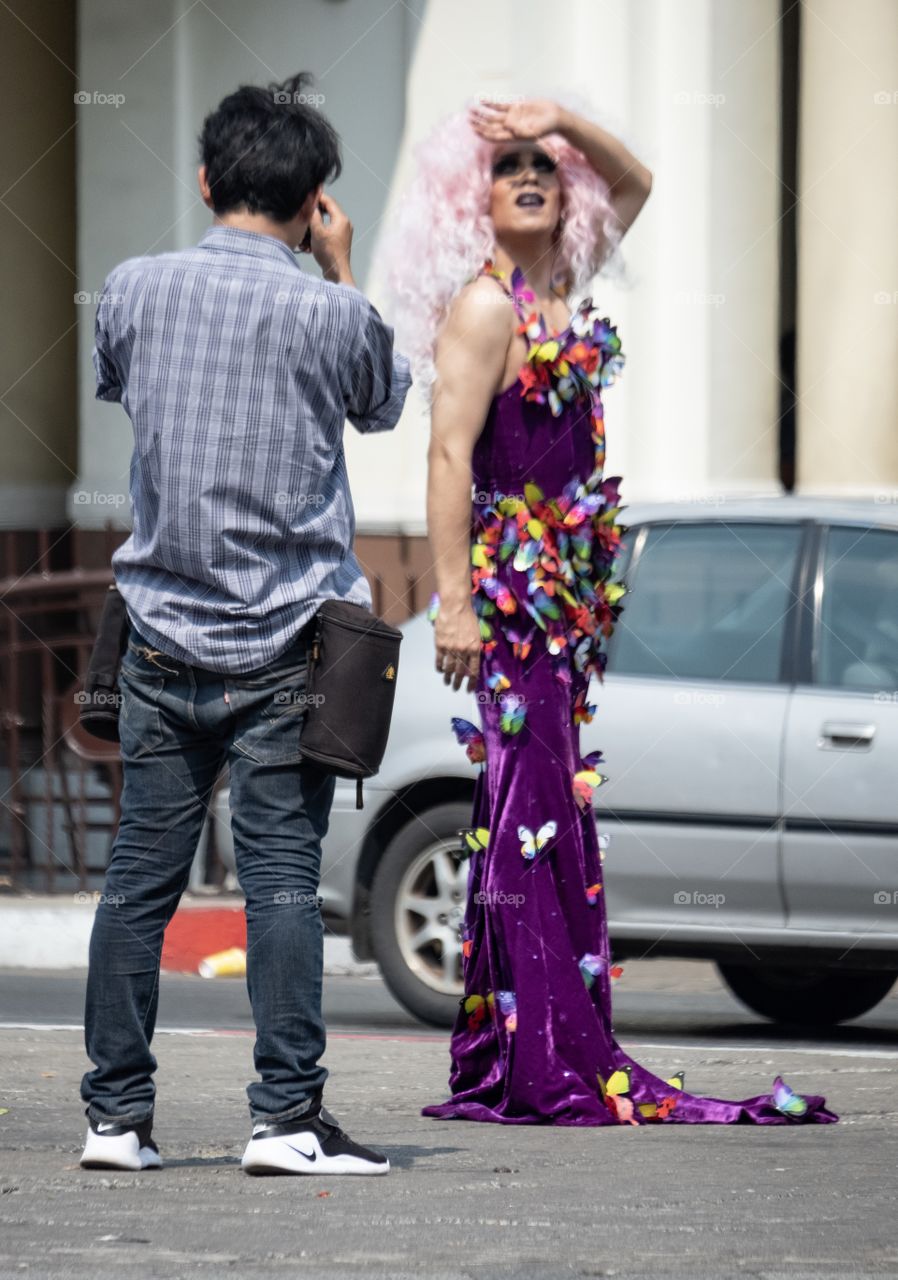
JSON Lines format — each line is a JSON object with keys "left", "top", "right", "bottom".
{"left": 0, "top": 525, "right": 432, "bottom": 891}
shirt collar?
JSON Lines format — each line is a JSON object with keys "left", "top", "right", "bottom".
{"left": 197, "top": 224, "right": 300, "bottom": 269}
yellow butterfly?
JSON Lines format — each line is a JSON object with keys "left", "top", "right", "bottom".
{"left": 597, "top": 1065, "right": 639, "bottom": 1125}
{"left": 597, "top": 1064, "right": 632, "bottom": 1099}
{"left": 528, "top": 339, "right": 561, "bottom": 364}
{"left": 460, "top": 827, "right": 489, "bottom": 856}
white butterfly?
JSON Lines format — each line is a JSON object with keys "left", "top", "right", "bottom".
{"left": 517, "top": 821, "right": 558, "bottom": 860}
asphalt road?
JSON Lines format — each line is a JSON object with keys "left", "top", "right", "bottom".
{"left": 3, "top": 961, "right": 898, "bottom": 1049}
{"left": 2, "top": 963, "right": 898, "bottom": 1279}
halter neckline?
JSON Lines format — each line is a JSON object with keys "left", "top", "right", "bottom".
{"left": 479, "top": 259, "right": 583, "bottom": 342}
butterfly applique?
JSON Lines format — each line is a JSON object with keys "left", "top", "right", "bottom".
{"left": 572, "top": 756, "right": 607, "bottom": 811}
{"left": 572, "top": 691, "right": 596, "bottom": 725}
{"left": 458, "top": 827, "right": 489, "bottom": 859}
{"left": 461, "top": 992, "right": 495, "bottom": 1031}
{"left": 496, "top": 989, "right": 517, "bottom": 1032}
{"left": 579, "top": 952, "right": 623, "bottom": 986}
{"left": 597, "top": 1064, "right": 639, "bottom": 1125}
{"left": 499, "top": 692, "right": 527, "bottom": 735}
{"left": 478, "top": 578, "right": 517, "bottom": 614}
{"left": 451, "top": 717, "right": 485, "bottom": 765}
{"left": 518, "top": 821, "right": 557, "bottom": 861}
{"left": 506, "top": 621, "right": 535, "bottom": 661}
{"left": 772, "top": 1074, "right": 809, "bottom": 1118}
{"left": 585, "top": 882, "right": 603, "bottom": 905}
{"left": 637, "top": 1094, "right": 680, "bottom": 1121}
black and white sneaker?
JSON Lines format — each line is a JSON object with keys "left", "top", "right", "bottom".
{"left": 80, "top": 1116, "right": 162, "bottom": 1171}
{"left": 241, "top": 1104, "right": 389, "bottom": 1176}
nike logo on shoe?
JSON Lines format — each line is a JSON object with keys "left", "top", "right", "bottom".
{"left": 96, "top": 1122, "right": 119, "bottom": 1132}
{"left": 283, "top": 1142, "right": 317, "bottom": 1162}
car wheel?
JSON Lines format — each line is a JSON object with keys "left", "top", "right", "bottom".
{"left": 717, "top": 962, "right": 897, "bottom": 1025}
{"left": 370, "top": 802, "right": 472, "bottom": 1027}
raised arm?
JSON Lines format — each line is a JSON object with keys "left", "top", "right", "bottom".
{"left": 469, "top": 98, "right": 653, "bottom": 241}
{"left": 427, "top": 278, "right": 513, "bottom": 691}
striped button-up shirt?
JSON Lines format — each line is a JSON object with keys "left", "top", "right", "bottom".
{"left": 93, "top": 224, "right": 412, "bottom": 674}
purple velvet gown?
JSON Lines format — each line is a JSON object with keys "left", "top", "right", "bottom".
{"left": 422, "top": 260, "right": 839, "bottom": 1127}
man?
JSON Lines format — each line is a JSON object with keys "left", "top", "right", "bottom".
{"left": 79, "top": 72, "right": 411, "bottom": 1177}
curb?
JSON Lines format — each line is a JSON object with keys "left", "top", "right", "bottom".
{"left": 0, "top": 897, "right": 378, "bottom": 978}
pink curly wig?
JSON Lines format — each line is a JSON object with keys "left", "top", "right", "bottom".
{"left": 379, "top": 96, "right": 630, "bottom": 401}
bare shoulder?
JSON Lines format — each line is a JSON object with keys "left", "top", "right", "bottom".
{"left": 437, "top": 276, "right": 515, "bottom": 361}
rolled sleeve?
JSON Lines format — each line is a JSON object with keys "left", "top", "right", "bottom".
{"left": 92, "top": 282, "right": 123, "bottom": 403}
{"left": 345, "top": 301, "right": 413, "bottom": 434}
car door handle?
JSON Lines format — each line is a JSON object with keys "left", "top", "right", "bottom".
{"left": 818, "top": 721, "right": 876, "bottom": 750}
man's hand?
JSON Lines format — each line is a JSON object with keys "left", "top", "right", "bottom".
{"left": 434, "top": 600, "right": 481, "bottom": 692}
{"left": 309, "top": 192, "right": 354, "bottom": 286}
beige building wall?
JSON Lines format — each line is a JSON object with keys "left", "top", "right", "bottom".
{"left": 362, "top": 0, "right": 786, "bottom": 520}
{"left": 5, "top": 0, "right": 895, "bottom": 539}
{"left": 796, "top": 0, "right": 898, "bottom": 495}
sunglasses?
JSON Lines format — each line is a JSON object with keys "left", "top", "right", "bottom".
{"left": 490, "top": 149, "right": 558, "bottom": 179}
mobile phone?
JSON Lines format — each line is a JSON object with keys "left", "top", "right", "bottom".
{"left": 299, "top": 201, "right": 328, "bottom": 253}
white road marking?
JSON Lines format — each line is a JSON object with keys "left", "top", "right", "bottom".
{"left": 1, "top": 1021, "right": 897, "bottom": 1057}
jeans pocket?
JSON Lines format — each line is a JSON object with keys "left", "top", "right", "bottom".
{"left": 118, "top": 665, "right": 166, "bottom": 759}
{"left": 261, "top": 658, "right": 312, "bottom": 721}
{"left": 232, "top": 655, "right": 312, "bottom": 766}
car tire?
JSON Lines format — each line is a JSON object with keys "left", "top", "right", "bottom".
{"left": 370, "top": 802, "right": 472, "bottom": 1028}
{"left": 717, "top": 962, "right": 897, "bottom": 1026}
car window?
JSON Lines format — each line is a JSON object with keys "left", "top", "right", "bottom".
{"left": 609, "top": 521, "right": 801, "bottom": 682}
{"left": 818, "top": 525, "right": 898, "bottom": 691}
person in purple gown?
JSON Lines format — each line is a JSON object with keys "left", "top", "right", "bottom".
{"left": 381, "top": 95, "right": 838, "bottom": 1127}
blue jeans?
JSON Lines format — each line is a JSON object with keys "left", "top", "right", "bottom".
{"left": 81, "top": 621, "right": 336, "bottom": 1128}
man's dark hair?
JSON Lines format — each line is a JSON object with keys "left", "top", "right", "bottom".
{"left": 197, "top": 71, "right": 342, "bottom": 222}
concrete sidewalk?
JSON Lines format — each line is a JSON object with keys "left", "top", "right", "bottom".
{"left": 1, "top": 1023, "right": 895, "bottom": 1279}
{"left": 0, "top": 894, "right": 375, "bottom": 976}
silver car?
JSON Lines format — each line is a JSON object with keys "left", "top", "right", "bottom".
{"left": 213, "top": 497, "right": 898, "bottom": 1026}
